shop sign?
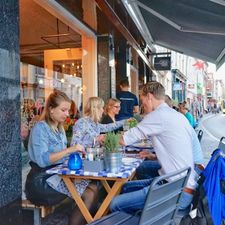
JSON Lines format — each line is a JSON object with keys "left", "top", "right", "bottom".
{"left": 173, "top": 82, "right": 182, "bottom": 91}
{"left": 154, "top": 56, "right": 171, "bottom": 71}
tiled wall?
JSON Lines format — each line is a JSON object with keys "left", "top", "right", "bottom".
{"left": 0, "top": 1, "right": 22, "bottom": 224}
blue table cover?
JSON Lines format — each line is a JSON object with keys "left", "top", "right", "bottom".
{"left": 46, "top": 157, "right": 143, "bottom": 179}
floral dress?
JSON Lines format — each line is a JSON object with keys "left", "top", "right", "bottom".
{"left": 71, "top": 117, "right": 124, "bottom": 148}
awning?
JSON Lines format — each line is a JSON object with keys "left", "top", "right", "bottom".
{"left": 123, "top": 0, "right": 225, "bottom": 69}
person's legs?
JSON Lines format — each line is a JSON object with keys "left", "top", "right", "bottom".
{"left": 136, "top": 160, "right": 161, "bottom": 180}
{"left": 110, "top": 185, "right": 150, "bottom": 214}
{"left": 68, "top": 182, "right": 99, "bottom": 225}
{"left": 178, "top": 192, "right": 193, "bottom": 210}
{"left": 122, "top": 178, "right": 154, "bottom": 193}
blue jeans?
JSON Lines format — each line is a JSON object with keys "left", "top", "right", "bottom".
{"left": 136, "top": 160, "right": 203, "bottom": 179}
{"left": 110, "top": 174, "right": 193, "bottom": 214}
{"left": 136, "top": 160, "right": 161, "bottom": 180}
{"left": 110, "top": 179, "right": 153, "bottom": 214}
{"left": 110, "top": 160, "right": 199, "bottom": 214}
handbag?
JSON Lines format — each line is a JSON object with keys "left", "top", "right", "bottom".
{"left": 25, "top": 162, "right": 66, "bottom": 206}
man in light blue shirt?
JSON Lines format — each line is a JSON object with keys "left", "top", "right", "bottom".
{"left": 110, "top": 82, "right": 198, "bottom": 214}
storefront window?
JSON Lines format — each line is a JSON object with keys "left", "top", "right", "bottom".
{"left": 20, "top": 63, "right": 83, "bottom": 165}
{"left": 20, "top": 0, "right": 97, "bottom": 166}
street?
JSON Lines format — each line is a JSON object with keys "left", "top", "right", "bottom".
{"left": 198, "top": 113, "right": 225, "bottom": 164}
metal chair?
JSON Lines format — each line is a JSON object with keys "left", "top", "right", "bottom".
{"left": 218, "top": 136, "right": 225, "bottom": 153}
{"left": 88, "top": 167, "right": 191, "bottom": 225}
{"left": 197, "top": 130, "right": 203, "bottom": 143}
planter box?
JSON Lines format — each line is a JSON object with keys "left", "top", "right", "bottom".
{"left": 83, "top": 159, "right": 105, "bottom": 172}
{"left": 104, "top": 152, "right": 122, "bottom": 173}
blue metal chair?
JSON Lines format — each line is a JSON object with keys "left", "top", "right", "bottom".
{"left": 197, "top": 130, "right": 203, "bottom": 143}
{"left": 88, "top": 167, "right": 191, "bottom": 225}
{"left": 218, "top": 136, "right": 225, "bottom": 153}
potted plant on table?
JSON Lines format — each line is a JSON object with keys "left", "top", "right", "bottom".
{"left": 127, "top": 118, "right": 138, "bottom": 128}
{"left": 103, "top": 132, "right": 122, "bottom": 173}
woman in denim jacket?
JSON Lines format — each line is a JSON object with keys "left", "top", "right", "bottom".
{"left": 25, "top": 90, "right": 99, "bottom": 225}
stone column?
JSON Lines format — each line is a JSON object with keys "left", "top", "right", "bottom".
{"left": 0, "top": 1, "right": 22, "bottom": 225}
{"left": 115, "top": 39, "right": 127, "bottom": 92}
{"left": 97, "top": 35, "right": 116, "bottom": 102}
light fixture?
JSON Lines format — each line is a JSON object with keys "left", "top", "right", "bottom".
{"left": 38, "top": 79, "right": 44, "bottom": 85}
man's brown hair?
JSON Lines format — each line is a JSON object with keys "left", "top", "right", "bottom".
{"left": 142, "top": 81, "right": 165, "bottom": 100}
{"left": 119, "top": 78, "right": 129, "bottom": 87}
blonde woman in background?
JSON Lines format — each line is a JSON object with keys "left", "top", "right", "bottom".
{"left": 71, "top": 97, "right": 124, "bottom": 147}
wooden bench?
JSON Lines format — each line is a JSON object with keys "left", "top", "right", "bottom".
{"left": 22, "top": 199, "right": 55, "bottom": 225}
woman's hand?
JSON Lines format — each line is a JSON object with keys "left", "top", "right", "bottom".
{"left": 139, "top": 150, "right": 157, "bottom": 160}
{"left": 96, "top": 134, "right": 105, "bottom": 145}
{"left": 68, "top": 144, "right": 84, "bottom": 154}
{"left": 50, "top": 144, "right": 84, "bottom": 164}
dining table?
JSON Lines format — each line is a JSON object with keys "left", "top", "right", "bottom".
{"left": 46, "top": 155, "right": 143, "bottom": 223}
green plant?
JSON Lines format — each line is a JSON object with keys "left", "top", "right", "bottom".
{"left": 104, "top": 132, "right": 120, "bottom": 153}
{"left": 128, "top": 118, "right": 138, "bottom": 128}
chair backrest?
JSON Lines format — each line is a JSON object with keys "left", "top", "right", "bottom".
{"left": 138, "top": 167, "right": 191, "bottom": 225}
{"left": 218, "top": 137, "right": 225, "bottom": 153}
{"left": 197, "top": 130, "right": 203, "bottom": 142}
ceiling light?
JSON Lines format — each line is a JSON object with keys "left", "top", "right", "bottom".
{"left": 38, "top": 79, "right": 44, "bottom": 85}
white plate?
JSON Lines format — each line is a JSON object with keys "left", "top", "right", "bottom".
{"left": 122, "top": 157, "right": 137, "bottom": 165}
{"left": 133, "top": 142, "right": 153, "bottom": 148}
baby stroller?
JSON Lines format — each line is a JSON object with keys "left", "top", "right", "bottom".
{"left": 180, "top": 147, "right": 225, "bottom": 225}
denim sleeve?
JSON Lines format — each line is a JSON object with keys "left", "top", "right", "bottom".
{"left": 28, "top": 122, "right": 51, "bottom": 167}
{"left": 98, "top": 120, "right": 124, "bottom": 133}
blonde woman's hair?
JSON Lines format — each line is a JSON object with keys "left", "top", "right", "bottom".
{"left": 84, "top": 97, "right": 104, "bottom": 123}
{"left": 40, "top": 90, "right": 71, "bottom": 132}
{"left": 105, "top": 98, "right": 121, "bottom": 113}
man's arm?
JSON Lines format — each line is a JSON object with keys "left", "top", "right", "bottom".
{"left": 119, "top": 134, "right": 125, "bottom": 146}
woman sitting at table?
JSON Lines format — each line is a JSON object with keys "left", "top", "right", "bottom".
{"left": 101, "top": 98, "right": 121, "bottom": 124}
{"left": 71, "top": 97, "right": 124, "bottom": 148}
{"left": 25, "top": 90, "right": 99, "bottom": 225}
